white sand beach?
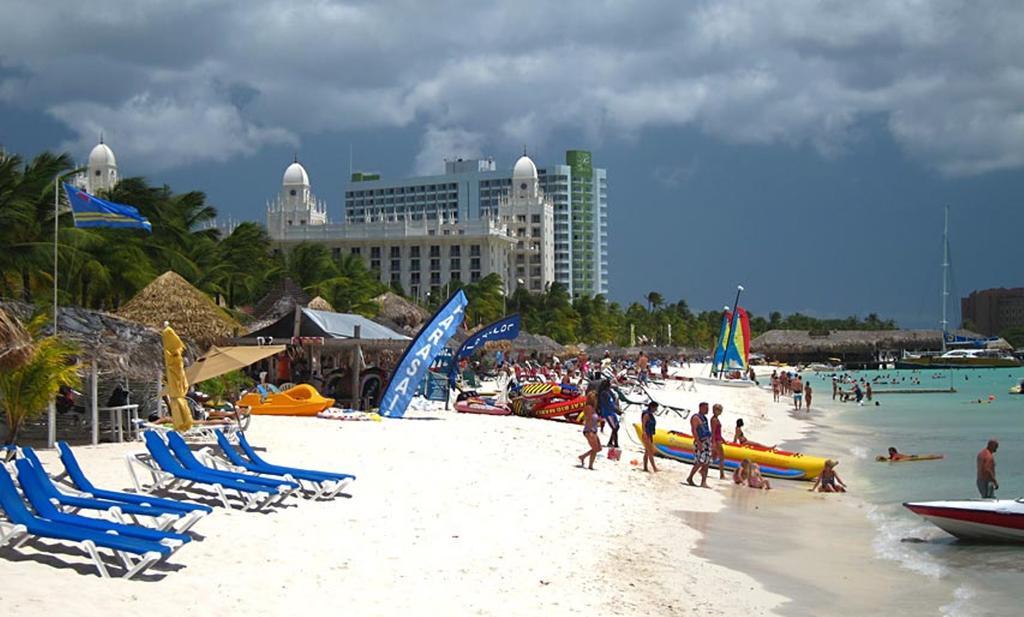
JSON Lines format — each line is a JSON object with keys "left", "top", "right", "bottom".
{"left": 2, "top": 365, "right": 810, "bottom": 616}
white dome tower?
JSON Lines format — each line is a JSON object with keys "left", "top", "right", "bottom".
{"left": 86, "top": 136, "right": 118, "bottom": 193}
{"left": 267, "top": 156, "right": 328, "bottom": 237}
{"left": 512, "top": 153, "right": 539, "bottom": 200}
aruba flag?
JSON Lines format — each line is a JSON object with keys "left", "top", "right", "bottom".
{"left": 62, "top": 183, "right": 152, "bottom": 231}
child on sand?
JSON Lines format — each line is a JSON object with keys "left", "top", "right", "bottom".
{"left": 747, "top": 463, "right": 772, "bottom": 490}
{"left": 809, "top": 460, "right": 846, "bottom": 492}
{"left": 577, "top": 391, "right": 601, "bottom": 470}
{"left": 733, "top": 459, "right": 751, "bottom": 485}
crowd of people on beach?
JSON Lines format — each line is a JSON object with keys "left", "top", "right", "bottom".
{"left": 770, "top": 370, "right": 813, "bottom": 411}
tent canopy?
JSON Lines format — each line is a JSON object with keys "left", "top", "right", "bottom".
{"left": 247, "top": 308, "right": 409, "bottom": 342}
{"left": 185, "top": 344, "right": 286, "bottom": 385}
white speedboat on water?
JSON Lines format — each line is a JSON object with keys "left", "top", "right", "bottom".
{"left": 904, "top": 499, "right": 1024, "bottom": 542}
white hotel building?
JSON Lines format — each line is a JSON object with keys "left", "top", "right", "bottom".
{"left": 268, "top": 150, "right": 608, "bottom": 299}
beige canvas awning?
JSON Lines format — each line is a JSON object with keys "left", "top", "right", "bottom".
{"left": 186, "top": 345, "right": 286, "bottom": 385}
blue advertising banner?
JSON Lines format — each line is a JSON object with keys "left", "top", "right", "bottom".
{"left": 380, "top": 290, "right": 468, "bottom": 418}
{"left": 449, "top": 314, "right": 521, "bottom": 376}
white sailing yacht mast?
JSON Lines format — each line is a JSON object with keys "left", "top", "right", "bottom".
{"left": 941, "top": 206, "right": 949, "bottom": 352}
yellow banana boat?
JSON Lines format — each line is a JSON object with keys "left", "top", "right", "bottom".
{"left": 634, "top": 425, "right": 830, "bottom": 481}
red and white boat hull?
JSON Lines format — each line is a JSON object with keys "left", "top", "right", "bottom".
{"left": 904, "top": 500, "right": 1024, "bottom": 542}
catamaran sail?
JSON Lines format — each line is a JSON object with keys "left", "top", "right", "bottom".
{"left": 711, "top": 307, "right": 751, "bottom": 373}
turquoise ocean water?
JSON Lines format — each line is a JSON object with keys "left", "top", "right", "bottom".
{"left": 810, "top": 367, "right": 1024, "bottom": 616}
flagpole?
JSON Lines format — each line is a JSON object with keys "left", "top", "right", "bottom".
{"left": 53, "top": 176, "right": 59, "bottom": 333}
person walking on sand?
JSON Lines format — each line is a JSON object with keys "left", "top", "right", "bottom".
{"left": 977, "top": 439, "right": 999, "bottom": 498}
{"left": 597, "top": 379, "right": 620, "bottom": 448}
{"left": 577, "top": 390, "right": 602, "bottom": 469}
{"left": 804, "top": 381, "right": 813, "bottom": 411}
{"left": 711, "top": 403, "right": 727, "bottom": 480}
{"left": 641, "top": 401, "right": 659, "bottom": 472}
{"left": 637, "top": 351, "right": 649, "bottom": 384}
{"left": 771, "top": 372, "right": 780, "bottom": 403}
{"left": 792, "top": 375, "right": 804, "bottom": 410}
{"left": 686, "top": 402, "right": 712, "bottom": 488}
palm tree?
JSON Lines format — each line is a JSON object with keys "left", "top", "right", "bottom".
{"left": 0, "top": 314, "right": 80, "bottom": 450}
{"left": 646, "top": 291, "right": 663, "bottom": 312}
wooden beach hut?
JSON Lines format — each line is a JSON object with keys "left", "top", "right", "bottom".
{"left": 1, "top": 300, "right": 164, "bottom": 446}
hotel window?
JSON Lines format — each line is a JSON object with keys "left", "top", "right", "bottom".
{"left": 470, "top": 258, "right": 481, "bottom": 270}
{"left": 430, "top": 272, "right": 441, "bottom": 285}
{"left": 531, "top": 214, "right": 541, "bottom": 223}
{"left": 411, "top": 272, "right": 421, "bottom": 284}
{"left": 449, "top": 246, "right": 461, "bottom": 257}
{"left": 450, "top": 272, "right": 461, "bottom": 282}
{"left": 532, "top": 227, "right": 540, "bottom": 237}
{"left": 429, "top": 245, "right": 441, "bottom": 257}
{"left": 350, "top": 247, "right": 361, "bottom": 255}
{"left": 390, "top": 271, "right": 401, "bottom": 283}
{"left": 370, "top": 259, "right": 381, "bottom": 271}
{"left": 332, "top": 248, "right": 341, "bottom": 258}
{"left": 430, "top": 258, "right": 440, "bottom": 271}
{"left": 470, "top": 245, "right": 481, "bottom": 257}
{"left": 390, "top": 246, "right": 401, "bottom": 258}
{"left": 391, "top": 259, "right": 401, "bottom": 272}
{"left": 410, "top": 246, "right": 421, "bottom": 258}
{"left": 450, "top": 258, "right": 461, "bottom": 270}
{"left": 410, "top": 259, "right": 420, "bottom": 271}
{"left": 470, "top": 271, "right": 481, "bottom": 282}
{"left": 516, "top": 215, "right": 527, "bottom": 223}
{"left": 370, "top": 246, "right": 381, "bottom": 258}
{"left": 410, "top": 285, "right": 419, "bottom": 298}
{"left": 516, "top": 254, "right": 525, "bottom": 264}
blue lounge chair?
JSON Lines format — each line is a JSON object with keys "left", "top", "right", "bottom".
{"left": 15, "top": 459, "right": 190, "bottom": 550}
{"left": 0, "top": 465, "right": 170, "bottom": 579}
{"left": 55, "top": 441, "right": 211, "bottom": 525}
{"left": 164, "top": 432, "right": 298, "bottom": 494}
{"left": 209, "top": 430, "right": 354, "bottom": 499}
{"left": 125, "top": 431, "right": 282, "bottom": 510}
{"left": 20, "top": 447, "right": 193, "bottom": 532}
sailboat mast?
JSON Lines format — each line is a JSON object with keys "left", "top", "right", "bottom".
{"left": 941, "top": 206, "right": 949, "bottom": 351}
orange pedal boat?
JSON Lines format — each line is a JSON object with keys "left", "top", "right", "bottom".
{"left": 239, "top": 384, "right": 335, "bottom": 416}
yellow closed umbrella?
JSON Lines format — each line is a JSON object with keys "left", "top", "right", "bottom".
{"left": 161, "top": 324, "right": 193, "bottom": 431}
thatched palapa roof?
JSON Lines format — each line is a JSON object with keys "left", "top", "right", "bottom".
{"left": 252, "top": 277, "right": 310, "bottom": 322}
{"left": 117, "top": 271, "right": 239, "bottom": 349}
{"left": 0, "top": 306, "right": 32, "bottom": 370}
{"left": 369, "top": 292, "right": 431, "bottom": 336}
{"left": 1, "top": 300, "right": 164, "bottom": 381}
{"left": 750, "top": 329, "right": 994, "bottom": 356}
{"left": 307, "top": 295, "right": 335, "bottom": 312}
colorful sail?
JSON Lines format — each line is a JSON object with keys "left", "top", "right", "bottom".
{"left": 712, "top": 308, "right": 750, "bottom": 372}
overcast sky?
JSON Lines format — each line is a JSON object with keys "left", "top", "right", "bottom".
{"left": 2, "top": 1, "right": 1023, "bottom": 326}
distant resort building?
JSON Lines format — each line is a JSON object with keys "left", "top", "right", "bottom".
{"left": 267, "top": 149, "right": 608, "bottom": 299}
{"left": 340, "top": 150, "right": 608, "bottom": 297}
{"left": 961, "top": 288, "right": 1024, "bottom": 336}
{"left": 72, "top": 138, "right": 119, "bottom": 194}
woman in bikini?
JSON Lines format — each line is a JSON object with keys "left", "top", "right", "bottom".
{"left": 577, "top": 390, "right": 602, "bottom": 470}
{"left": 733, "top": 419, "right": 774, "bottom": 450}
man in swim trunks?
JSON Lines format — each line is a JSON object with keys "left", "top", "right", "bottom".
{"left": 792, "top": 375, "right": 803, "bottom": 410}
{"left": 976, "top": 439, "right": 999, "bottom": 498}
{"left": 686, "top": 402, "right": 712, "bottom": 488}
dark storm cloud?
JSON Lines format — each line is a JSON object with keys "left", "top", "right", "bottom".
{"left": 2, "top": 0, "right": 1023, "bottom": 176}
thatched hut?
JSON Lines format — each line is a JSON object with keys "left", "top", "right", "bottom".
{"left": 749, "top": 329, "right": 989, "bottom": 366}
{"left": 371, "top": 292, "right": 430, "bottom": 335}
{"left": 0, "top": 305, "right": 32, "bottom": 370}
{"left": 307, "top": 295, "right": 335, "bottom": 312}
{"left": 1, "top": 300, "right": 165, "bottom": 445}
{"left": 117, "top": 271, "right": 239, "bottom": 349}
{"left": 252, "top": 277, "right": 310, "bottom": 322}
